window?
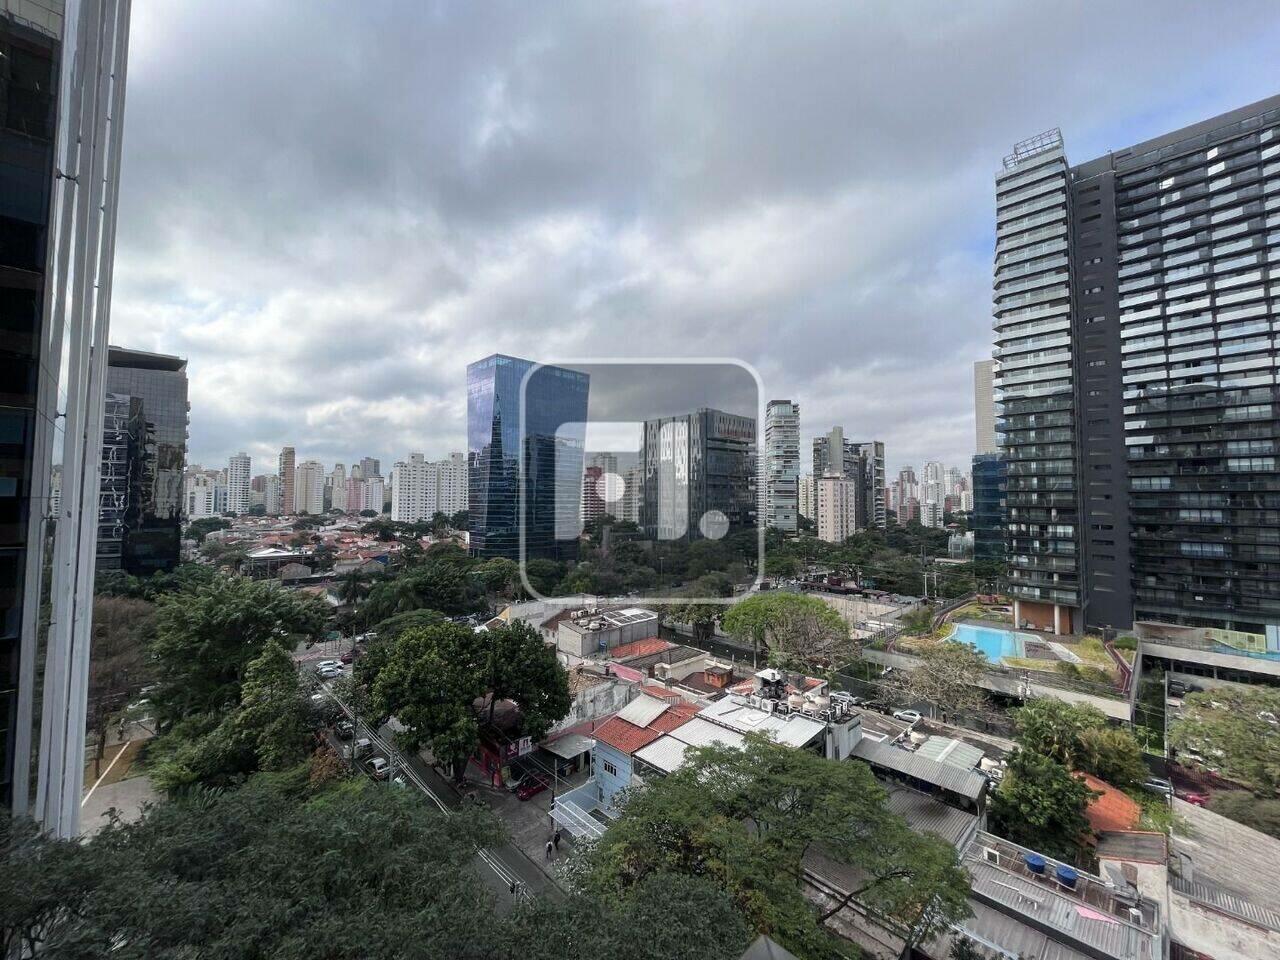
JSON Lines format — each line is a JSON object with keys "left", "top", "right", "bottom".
{"left": 601, "top": 759, "right": 618, "bottom": 777}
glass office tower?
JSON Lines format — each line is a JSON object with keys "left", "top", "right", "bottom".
{"left": 466, "top": 355, "right": 590, "bottom": 562}
{"left": 96, "top": 348, "right": 189, "bottom": 575}
{"left": 971, "top": 453, "right": 1007, "bottom": 563}
{"left": 640, "top": 408, "right": 757, "bottom": 542}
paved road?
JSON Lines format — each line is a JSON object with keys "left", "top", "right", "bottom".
{"left": 308, "top": 664, "right": 564, "bottom": 908}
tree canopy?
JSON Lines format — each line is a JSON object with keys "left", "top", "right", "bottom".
{"left": 1012, "top": 698, "right": 1148, "bottom": 787}
{"left": 884, "top": 642, "right": 989, "bottom": 716}
{"left": 987, "top": 750, "right": 1096, "bottom": 862}
{"left": 721, "top": 593, "right": 851, "bottom": 669}
{"left": 371, "top": 620, "right": 570, "bottom": 777}
{"left": 149, "top": 575, "right": 328, "bottom": 728}
{"left": 359, "top": 559, "right": 484, "bottom": 625}
{"left": 578, "top": 738, "right": 970, "bottom": 958}
{"left": 1169, "top": 686, "right": 1280, "bottom": 792}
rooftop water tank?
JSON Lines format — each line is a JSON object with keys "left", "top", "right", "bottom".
{"left": 1056, "top": 865, "right": 1078, "bottom": 889}
{"left": 1024, "top": 853, "right": 1046, "bottom": 875}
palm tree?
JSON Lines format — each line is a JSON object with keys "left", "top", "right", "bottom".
{"left": 338, "top": 570, "right": 370, "bottom": 608}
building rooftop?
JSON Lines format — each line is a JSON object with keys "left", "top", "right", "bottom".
{"left": 608, "top": 637, "right": 671, "bottom": 660}
{"left": 1078, "top": 773, "right": 1140, "bottom": 834}
{"left": 632, "top": 717, "right": 749, "bottom": 775}
{"left": 884, "top": 784, "right": 979, "bottom": 850}
{"left": 1172, "top": 796, "right": 1280, "bottom": 916}
{"left": 1095, "top": 831, "right": 1167, "bottom": 865}
{"left": 698, "top": 694, "right": 828, "bottom": 749}
{"left": 851, "top": 738, "right": 987, "bottom": 803}
{"left": 915, "top": 736, "right": 985, "bottom": 770}
{"left": 592, "top": 699, "right": 699, "bottom": 757}
{"left": 964, "top": 832, "right": 1161, "bottom": 960}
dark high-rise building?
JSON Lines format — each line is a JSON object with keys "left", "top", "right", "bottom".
{"left": 994, "top": 95, "right": 1280, "bottom": 657}
{"left": 640, "top": 408, "right": 756, "bottom": 542}
{"left": 1, "top": 7, "right": 61, "bottom": 816}
{"left": 466, "top": 354, "right": 589, "bottom": 562}
{"left": 971, "top": 453, "right": 1007, "bottom": 563}
{"left": 96, "top": 347, "right": 189, "bottom": 576}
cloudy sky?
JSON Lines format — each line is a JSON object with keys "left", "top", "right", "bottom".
{"left": 110, "top": 0, "right": 1280, "bottom": 478}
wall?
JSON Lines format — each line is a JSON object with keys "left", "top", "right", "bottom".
{"left": 594, "top": 742, "right": 633, "bottom": 808}
{"left": 546, "top": 678, "right": 633, "bottom": 738}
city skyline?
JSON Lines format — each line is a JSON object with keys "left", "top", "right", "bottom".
{"left": 105, "top": 2, "right": 1280, "bottom": 478}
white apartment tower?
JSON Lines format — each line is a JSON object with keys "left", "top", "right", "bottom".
{"left": 295, "top": 460, "right": 326, "bottom": 515}
{"left": 390, "top": 452, "right": 466, "bottom": 522}
{"left": 816, "top": 475, "right": 858, "bottom": 544}
{"left": 226, "top": 452, "right": 251, "bottom": 515}
{"left": 329, "top": 464, "right": 347, "bottom": 512}
{"left": 763, "top": 400, "right": 800, "bottom": 533}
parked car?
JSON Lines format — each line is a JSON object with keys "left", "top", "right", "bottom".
{"left": 316, "top": 660, "right": 343, "bottom": 672}
{"left": 1182, "top": 792, "right": 1210, "bottom": 807}
{"left": 317, "top": 665, "right": 343, "bottom": 680}
{"left": 340, "top": 648, "right": 362, "bottom": 664}
{"left": 516, "top": 773, "right": 551, "bottom": 801}
{"left": 346, "top": 737, "right": 372, "bottom": 760}
{"left": 334, "top": 719, "right": 354, "bottom": 740}
{"left": 368, "top": 757, "right": 391, "bottom": 780}
{"left": 893, "top": 710, "right": 923, "bottom": 725}
{"left": 506, "top": 769, "right": 536, "bottom": 793}
{"left": 1141, "top": 777, "right": 1173, "bottom": 797}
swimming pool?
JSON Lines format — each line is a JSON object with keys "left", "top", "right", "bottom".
{"left": 948, "top": 623, "right": 1026, "bottom": 664}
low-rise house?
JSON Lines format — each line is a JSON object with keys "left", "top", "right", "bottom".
{"left": 556, "top": 607, "right": 660, "bottom": 659}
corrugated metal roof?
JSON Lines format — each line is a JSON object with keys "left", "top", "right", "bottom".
{"left": 965, "top": 857, "right": 1158, "bottom": 960}
{"left": 885, "top": 785, "right": 978, "bottom": 849}
{"left": 916, "top": 736, "right": 984, "bottom": 770}
{"left": 954, "top": 900, "right": 1098, "bottom": 960}
{"left": 617, "top": 694, "right": 670, "bottom": 727}
{"left": 632, "top": 736, "right": 691, "bottom": 774}
{"left": 1172, "top": 876, "right": 1280, "bottom": 933}
{"left": 852, "top": 738, "right": 987, "bottom": 801}
{"left": 668, "top": 717, "right": 747, "bottom": 749}
{"left": 542, "top": 733, "right": 595, "bottom": 760}
{"left": 698, "top": 695, "right": 827, "bottom": 748}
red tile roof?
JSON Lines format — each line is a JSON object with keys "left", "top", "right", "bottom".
{"left": 610, "top": 637, "right": 672, "bottom": 660}
{"left": 639, "top": 684, "right": 683, "bottom": 702}
{"left": 592, "top": 701, "right": 698, "bottom": 755}
{"left": 1077, "top": 773, "right": 1141, "bottom": 835}
{"left": 592, "top": 716, "right": 663, "bottom": 756}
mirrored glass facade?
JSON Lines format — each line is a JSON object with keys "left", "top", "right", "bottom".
{"left": 466, "top": 354, "right": 589, "bottom": 561}
{"left": 96, "top": 347, "right": 189, "bottom": 575}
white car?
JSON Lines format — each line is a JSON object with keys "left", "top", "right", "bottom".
{"left": 893, "top": 710, "right": 923, "bottom": 725}
{"left": 368, "top": 757, "right": 390, "bottom": 780}
{"left": 317, "top": 665, "right": 343, "bottom": 680}
{"left": 316, "top": 660, "right": 343, "bottom": 672}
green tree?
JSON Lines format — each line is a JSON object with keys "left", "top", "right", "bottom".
{"left": 372, "top": 621, "right": 570, "bottom": 778}
{"left": 580, "top": 739, "right": 970, "bottom": 957}
{"left": 372, "top": 622, "right": 484, "bottom": 777}
{"left": 360, "top": 560, "right": 483, "bottom": 625}
{"left": 336, "top": 569, "right": 373, "bottom": 607}
{"left": 183, "top": 516, "right": 230, "bottom": 543}
{"left": 721, "top": 593, "right": 850, "bottom": 668}
{"left": 230, "top": 640, "right": 314, "bottom": 771}
{"left": 483, "top": 621, "right": 572, "bottom": 738}
{"left": 149, "top": 576, "right": 328, "bottom": 729}
{"left": 988, "top": 750, "right": 1096, "bottom": 862}
{"left": 1013, "top": 698, "right": 1107, "bottom": 767}
{"left": 1012, "top": 699, "right": 1146, "bottom": 786}
{"left": 1169, "top": 686, "right": 1280, "bottom": 792}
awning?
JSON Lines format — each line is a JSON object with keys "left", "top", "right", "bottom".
{"left": 542, "top": 733, "right": 596, "bottom": 760}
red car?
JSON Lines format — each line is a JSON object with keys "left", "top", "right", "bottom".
{"left": 516, "top": 773, "right": 551, "bottom": 801}
{"left": 1182, "top": 792, "right": 1210, "bottom": 807}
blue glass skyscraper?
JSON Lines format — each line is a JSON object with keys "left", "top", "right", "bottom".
{"left": 467, "top": 355, "right": 589, "bottom": 562}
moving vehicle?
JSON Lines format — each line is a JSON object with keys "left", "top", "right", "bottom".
{"left": 516, "top": 773, "right": 551, "bottom": 801}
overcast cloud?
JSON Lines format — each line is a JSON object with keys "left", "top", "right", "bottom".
{"left": 109, "top": 0, "right": 1280, "bottom": 477}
